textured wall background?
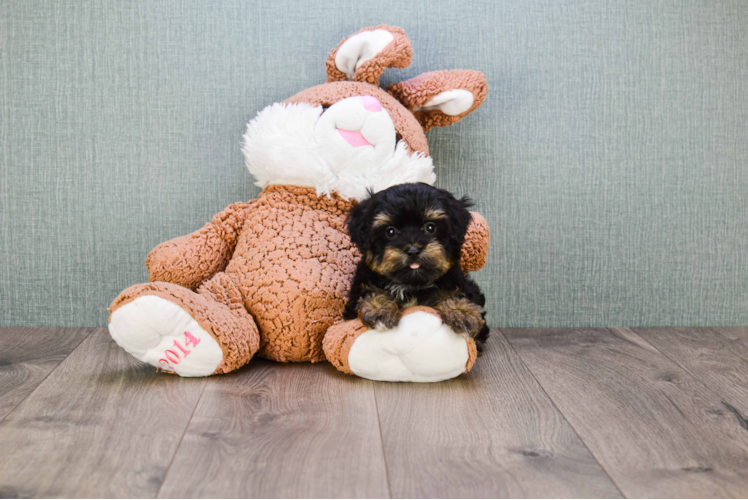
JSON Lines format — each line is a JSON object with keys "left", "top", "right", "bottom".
{"left": 2, "top": 0, "right": 748, "bottom": 328}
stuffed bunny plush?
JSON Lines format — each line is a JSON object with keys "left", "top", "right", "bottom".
{"left": 108, "top": 26, "right": 489, "bottom": 382}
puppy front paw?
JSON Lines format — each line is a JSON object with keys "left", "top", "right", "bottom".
{"left": 435, "top": 298, "right": 485, "bottom": 338}
{"left": 358, "top": 292, "right": 400, "bottom": 330}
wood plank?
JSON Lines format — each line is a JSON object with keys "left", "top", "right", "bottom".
{"left": 157, "top": 359, "right": 389, "bottom": 499}
{"left": 0, "top": 327, "right": 92, "bottom": 421}
{"left": 707, "top": 327, "right": 748, "bottom": 359}
{"left": 0, "top": 328, "right": 207, "bottom": 498}
{"left": 504, "top": 327, "right": 748, "bottom": 498}
{"left": 631, "top": 327, "right": 748, "bottom": 417}
{"left": 374, "top": 330, "right": 621, "bottom": 498}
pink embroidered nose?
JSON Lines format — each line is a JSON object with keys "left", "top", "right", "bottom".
{"left": 360, "top": 96, "right": 382, "bottom": 112}
{"left": 337, "top": 128, "right": 373, "bottom": 147}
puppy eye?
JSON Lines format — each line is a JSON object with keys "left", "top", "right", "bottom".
{"left": 424, "top": 222, "right": 436, "bottom": 234}
{"left": 386, "top": 226, "right": 398, "bottom": 238}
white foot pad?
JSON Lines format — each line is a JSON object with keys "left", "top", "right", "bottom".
{"left": 347, "top": 311, "right": 469, "bottom": 382}
{"left": 109, "top": 295, "right": 223, "bottom": 377}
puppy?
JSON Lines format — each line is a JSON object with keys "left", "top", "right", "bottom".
{"left": 344, "top": 182, "right": 489, "bottom": 351}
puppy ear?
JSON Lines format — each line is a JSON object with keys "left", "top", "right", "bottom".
{"left": 458, "top": 195, "right": 475, "bottom": 213}
{"left": 441, "top": 190, "right": 474, "bottom": 247}
{"left": 387, "top": 70, "right": 487, "bottom": 132}
{"left": 346, "top": 191, "right": 375, "bottom": 250}
{"left": 326, "top": 26, "right": 413, "bottom": 85}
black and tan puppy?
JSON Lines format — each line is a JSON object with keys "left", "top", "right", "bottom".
{"left": 344, "top": 183, "right": 489, "bottom": 351}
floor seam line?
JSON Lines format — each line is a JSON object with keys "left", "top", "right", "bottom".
{"left": 497, "top": 327, "right": 628, "bottom": 499}
{"left": 0, "top": 327, "right": 94, "bottom": 425}
{"left": 154, "top": 378, "right": 208, "bottom": 499}
{"left": 372, "top": 383, "right": 394, "bottom": 499}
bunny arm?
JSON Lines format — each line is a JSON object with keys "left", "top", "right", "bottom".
{"left": 146, "top": 200, "right": 258, "bottom": 290}
{"left": 460, "top": 211, "right": 490, "bottom": 273}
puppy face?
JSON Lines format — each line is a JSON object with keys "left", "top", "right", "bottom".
{"left": 348, "top": 183, "right": 473, "bottom": 286}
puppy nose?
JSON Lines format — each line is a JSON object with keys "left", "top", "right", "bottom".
{"left": 360, "top": 95, "right": 382, "bottom": 112}
{"left": 406, "top": 245, "right": 420, "bottom": 256}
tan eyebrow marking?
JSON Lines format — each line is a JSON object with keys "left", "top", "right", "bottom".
{"left": 373, "top": 212, "right": 392, "bottom": 228}
{"left": 423, "top": 207, "right": 446, "bottom": 221}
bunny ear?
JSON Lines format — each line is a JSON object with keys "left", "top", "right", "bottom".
{"left": 326, "top": 26, "right": 412, "bottom": 85}
{"left": 387, "top": 70, "right": 488, "bottom": 132}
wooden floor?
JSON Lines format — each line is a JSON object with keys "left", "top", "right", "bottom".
{"left": 1, "top": 327, "right": 748, "bottom": 498}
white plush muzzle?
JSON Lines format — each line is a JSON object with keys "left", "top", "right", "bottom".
{"left": 242, "top": 98, "right": 435, "bottom": 201}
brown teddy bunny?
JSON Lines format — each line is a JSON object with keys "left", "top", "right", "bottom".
{"left": 108, "top": 25, "right": 489, "bottom": 382}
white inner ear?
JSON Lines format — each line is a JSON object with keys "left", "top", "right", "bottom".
{"left": 414, "top": 89, "right": 475, "bottom": 116}
{"left": 335, "top": 29, "right": 394, "bottom": 80}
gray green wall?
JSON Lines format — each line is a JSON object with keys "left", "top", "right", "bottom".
{"left": 2, "top": 0, "right": 748, "bottom": 328}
